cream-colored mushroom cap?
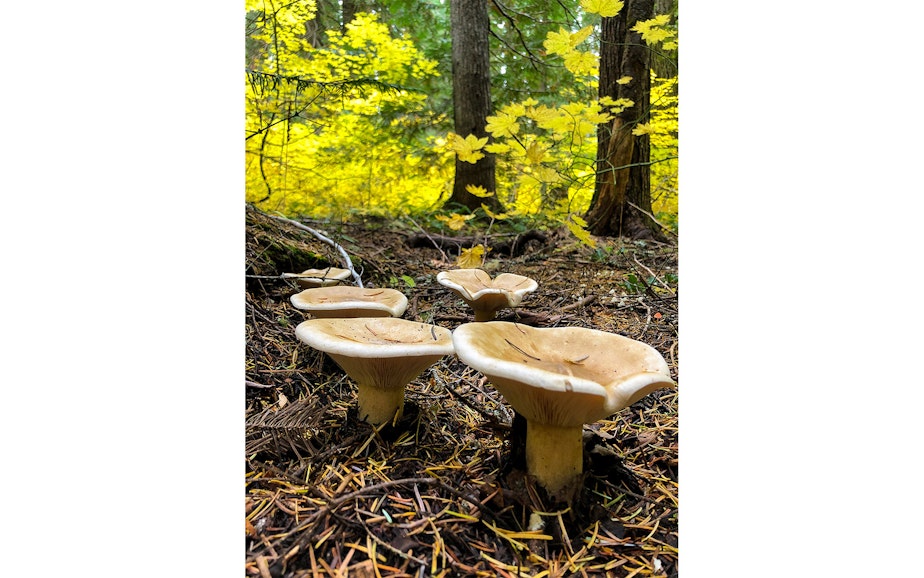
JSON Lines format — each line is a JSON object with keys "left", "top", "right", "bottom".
{"left": 286, "top": 267, "right": 352, "bottom": 288}
{"left": 295, "top": 318, "right": 454, "bottom": 424}
{"left": 451, "top": 321, "right": 674, "bottom": 426}
{"left": 290, "top": 286, "right": 409, "bottom": 318}
{"left": 437, "top": 269, "right": 538, "bottom": 321}
{"left": 452, "top": 321, "right": 674, "bottom": 499}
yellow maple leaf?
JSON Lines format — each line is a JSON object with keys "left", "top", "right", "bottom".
{"left": 581, "top": 0, "right": 624, "bottom": 18}
{"left": 485, "top": 142, "right": 511, "bottom": 154}
{"left": 456, "top": 244, "right": 487, "bottom": 268}
{"left": 566, "top": 218, "right": 597, "bottom": 249}
{"left": 527, "top": 104, "right": 559, "bottom": 126}
{"left": 631, "top": 15, "right": 676, "bottom": 45}
{"left": 632, "top": 122, "right": 655, "bottom": 136}
{"left": 570, "top": 26, "right": 594, "bottom": 46}
{"left": 485, "top": 112, "right": 520, "bottom": 138}
{"left": 563, "top": 50, "right": 597, "bottom": 76}
{"left": 616, "top": 76, "right": 633, "bottom": 85}
{"left": 500, "top": 102, "right": 527, "bottom": 117}
{"left": 524, "top": 141, "right": 548, "bottom": 164}
{"left": 599, "top": 96, "right": 634, "bottom": 115}
{"left": 465, "top": 184, "right": 494, "bottom": 198}
{"left": 436, "top": 213, "right": 476, "bottom": 231}
{"left": 543, "top": 28, "right": 573, "bottom": 56}
{"left": 447, "top": 132, "right": 488, "bottom": 164}
{"left": 481, "top": 204, "right": 508, "bottom": 220}
{"left": 534, "top": 166, "right": 563, "bottom": 184}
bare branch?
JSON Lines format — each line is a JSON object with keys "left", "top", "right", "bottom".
{"left": 266, "top": 214, "right": 364, "bottom": 288}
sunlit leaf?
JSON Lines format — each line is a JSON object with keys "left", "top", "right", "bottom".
{"left": 447, "top": 132, "right": 488, "bottom": 164}
{"left": 485, "top": 112, "right": 520, "bottom": 138}
{"left": 526, "top": 104, "right": 559, "bottom": 125}
{"left": 580, "top": 0, "right": 624, "bottom": 18}
{"left": 525, "top": 141, "right": 548, "bottom": 164}
{"left": 466, "top": 184, "right": 494, "bottom": 198}
{"left": 484, "top": 142, "right": 511, "bottom": 154}
{"left": 632, "top": 15, "right": 676, "bottom": 45}
{"left": 436, "top": 213, "right": 476, "bottom": 231}
{"left": 632, "top": 123, "right": 655, "bottom": 136}
{"left": 481, "top": 204, "right": 508, "bottom": 220}
{"left": 500, "top": 102, "right": 527, "bottom": 117}
{"left": 543, "top": 28, "right": 573, "bottom": 56}
{"left": 456, "top": 244, "right": 487, "bottom": 268}
{"left": 616, "top": 76, "right": 633, "bottom": 85}
{"left": 563, "top": 50, "right": 597, "bottom": 76}
{"left": 566, "top": 219, "right": 597, "bottom": 248}
{"left": 570, "top": 26, "right": 594, "bottom": 46}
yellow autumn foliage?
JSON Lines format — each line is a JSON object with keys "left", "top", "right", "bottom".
{"left": 245, "top": 8, "right": 448, "bottom": 218}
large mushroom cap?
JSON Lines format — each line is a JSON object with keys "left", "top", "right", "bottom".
{"left": 451, "top": 321, "right": 674, "bottom": 427}
{"left": 295, "top": 317, "right": 454, "bottom": 424}
{"left": 290, "top": 286, "right": 409, "bottom": 318}
{"left": 296, "top": 317, "right": 454, "bottom": 360}
{"left": 436, "top": 269, "right": 538, "bottom": 321}
{"left": 285, "top": 267, "right": 352, "bottom": 289}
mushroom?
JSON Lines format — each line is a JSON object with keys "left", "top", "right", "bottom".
{"left": 295, "top": 318, "right": 454, "bottom": 425}
{"left": 290, "top": 286, "right": 409, "bottom": 318}
{"left": 436, "top": 269, "right": 538, "bottom": 321}
{"left": 285, "top": 267, "right": 352, "bottom": 289}
{"left": 451, "top": 321, "right": 675, "bottom": 500}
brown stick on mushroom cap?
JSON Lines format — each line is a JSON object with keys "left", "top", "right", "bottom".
{"left": 451, "top": 321, "right": 675, "bottom": 501}
{"left": 436, "top": 269, "right": 538, "bottom": 321}
{"left": 290, "top": 286, "right": 409, "bottom": 318}
{"left": 295, "top": 318, "right": 454, "bottom": 425}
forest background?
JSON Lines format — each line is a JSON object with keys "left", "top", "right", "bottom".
{"left": 5, "top": 1, "right": 923, "bottom": 577}
{"left": 245, "top": 0, "right": 679, "bottom": 242}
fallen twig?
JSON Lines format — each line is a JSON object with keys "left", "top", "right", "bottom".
{"left": 246, "top": 380, "right": 275, "bottom": 389}
{"left": 266, "top": 213, "right": 364, "bottom": 288}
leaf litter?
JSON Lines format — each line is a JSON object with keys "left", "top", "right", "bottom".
{"left": 246, "top": 206, "right": 679, "bottom": 577}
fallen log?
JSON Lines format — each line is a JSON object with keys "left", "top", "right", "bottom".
{"left": 405, "top": 230, "right": 549, "bottom": 257}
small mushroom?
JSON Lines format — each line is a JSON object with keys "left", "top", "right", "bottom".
{"left": 436, "top": 269, "right": 538, "bottom": 321}
{"left": 295, "top": 318, "right": 454, "bottom": 425}
{"left": 451, "top": 321, "right": 675, "bottom": 500}
{"left": 285, "top": 267, "right": 352, "bottom": 289}
{"left": 290, "top": 286, "right": 409, "bottom": 318}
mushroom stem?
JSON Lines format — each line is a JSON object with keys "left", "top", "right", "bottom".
{"left": 355, "top": 382, "right": 406, "bottom": 425}
{"left": 473, "top": 309, "right": 497, "bottom": 322}
{"left": 525, "top": 420, "right": 584, "bottom": 497}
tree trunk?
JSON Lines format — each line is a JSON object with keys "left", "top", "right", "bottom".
{"left": 585, "top": 0, "right": 663, "bottom": 240}
{"left": 446, "top": 0, "right": 501, "bottom": 212}
{"left": 652, "top": 0, "right": 678, "bottom": 79}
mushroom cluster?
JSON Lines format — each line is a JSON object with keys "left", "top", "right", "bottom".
{"left": 286, "top": 259, "right": 674, "bottom": 503}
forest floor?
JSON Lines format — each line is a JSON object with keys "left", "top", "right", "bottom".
{"left": 245, "top": 205, "right": 679, "bottom": 578}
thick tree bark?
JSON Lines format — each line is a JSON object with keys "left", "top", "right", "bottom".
{"left": 586, "top": 0, "right": 663, "bottom": 240}
{"left": 447, "top": 0, "right": 501, "bottom": 212}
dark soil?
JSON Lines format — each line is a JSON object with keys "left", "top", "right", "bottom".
{"left": 245, "top": 205, "right": 679, "bottom": 577}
